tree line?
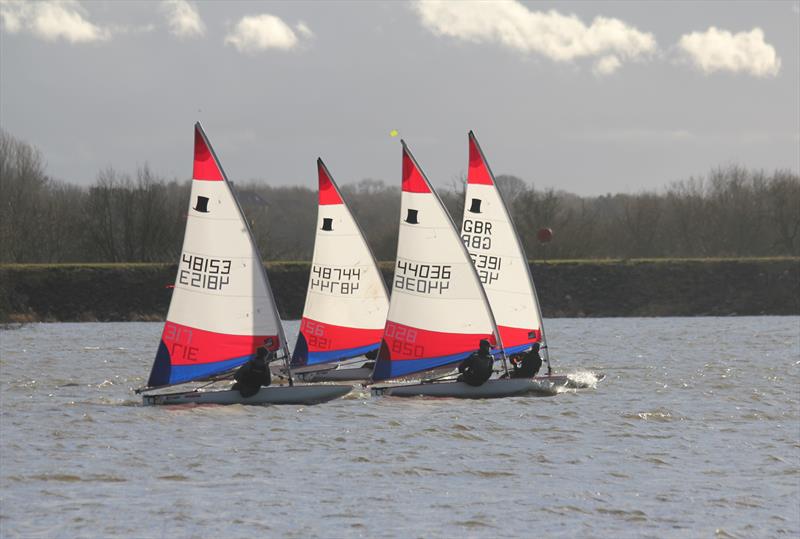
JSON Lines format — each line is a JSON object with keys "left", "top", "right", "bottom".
{"left": 1, "top": 129, "right": 798, "bottom": 263}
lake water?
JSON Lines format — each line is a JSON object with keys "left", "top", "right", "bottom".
{"left": 1, "top": 317, "right": 798, "bottom": 538}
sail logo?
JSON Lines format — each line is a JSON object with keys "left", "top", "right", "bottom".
{"left": 310, "top": 264, "right": 361, "bottom": 295}
{"left": 179, "top": 254, "right": 231, "bottom": 290}
{"left": 193, "top": 196, "right": 210, "bottom": 213}
{"left": 394, "top": 258, "right": 451, "bottom": 295}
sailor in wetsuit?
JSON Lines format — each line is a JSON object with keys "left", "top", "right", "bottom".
{"left": 232, "top": 346, "right": 273, "bottom": 397}
{"left": 457, "top": 339, "right": 494, "bottom": 386}
{"left": 509, "top": 342, "right": 543, "bottom": 379}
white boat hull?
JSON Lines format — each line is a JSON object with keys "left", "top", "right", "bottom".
{"left": 297, "top": 367, "right": 373, "bottom": 383}
{"left": 371, "top": 378, "right": 557, "bottom": 399}
{"left": 142, "top": 384, "right": 352, "bottom": 406}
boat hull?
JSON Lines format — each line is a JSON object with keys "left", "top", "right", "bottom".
{"left": 297, "top": 367, "right": 373, "bottom": 383}
{"left": 371, "top": 378, "right": 557, "bottom": 399}
{"left": 142, "top": 384, "right": 352, "bottom": 406}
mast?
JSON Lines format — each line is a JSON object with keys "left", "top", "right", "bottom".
{"left": 195, "top": 122, "right": 294, "bottom": 386}
{"left": 317, "top": 158, "right": 391, "bottom": 301}
{"left": 468, "top": 131, "right": 550, "bottom": 373}
{"left": 292, "top": 158, "right": 390, "bottom": 369}
{"left": 402, "top": 140, "right": 506, "bottom": 359}
{"left": 371, "top": 141, "right": 507, "bottom": 381}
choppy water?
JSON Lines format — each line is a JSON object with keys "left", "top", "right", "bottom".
{"left": 1, "top": 317, "right": 798, "bottom": 538}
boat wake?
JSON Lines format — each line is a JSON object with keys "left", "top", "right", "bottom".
{"left": 564, "top": 370, "right": 606, "bottom": 390}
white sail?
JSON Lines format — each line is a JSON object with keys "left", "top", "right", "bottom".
{"left": 372, "top": 141, "right": 501, "bottom": 381}
{"left": 461, "top": 131, "right": 544, "bottom": 356}
{"left": 147, "top": 123, "right": 286, "bottom": 387}
{"left": 291, "top": 159, "right": 390, "bottom": 367}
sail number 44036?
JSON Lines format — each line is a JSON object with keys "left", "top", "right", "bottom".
{"left": 179, "top": 254, "right": 231, "bottom": 291}
{"left": 394, "top": 259, "right": 451, "bottom": 295}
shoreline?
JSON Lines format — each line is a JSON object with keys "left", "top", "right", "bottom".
{"left": 1, "top": 258, "right": 797, "bottom": 323}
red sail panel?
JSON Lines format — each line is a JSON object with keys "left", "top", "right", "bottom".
{"left": 318, "top": 159, "right": 344, "bottom": 205}
{"left": 468, "top": 131, "right": 494, "bottom": 185}
{"left": 193, "top": 125, "right": 224, "bottom": 181}
{"left": 402, "top": 143, "right": 431, "bottom": 193}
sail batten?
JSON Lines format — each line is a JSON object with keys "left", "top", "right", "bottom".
{"left": 146, "top": 123, "right": 284, "bottom": 388}
{"left": 371, "top": 142, "right": 502, "bottom": 381}
{"left": 291, "top": 159, "right": 389, "bottom": 368}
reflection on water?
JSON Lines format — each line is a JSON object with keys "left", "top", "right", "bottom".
{"left": 1, "top": 317, "right": 798, "bottom": 538}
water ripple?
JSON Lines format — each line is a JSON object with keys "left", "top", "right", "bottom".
{"left": 1, "top": 317, "right": 797, "bottom": 538}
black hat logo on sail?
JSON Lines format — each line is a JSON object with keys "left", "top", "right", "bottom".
{"left": 469, "top": 198, "right": 482, "bottom": 214}
{"left": 405, "top": 209, "right": 419, "bottom": 224}
{"left": 193, "top": 196, "right": 210, "bottom": 213}
{"left": 321, "top": 218, "right": 333, "bottom": 231}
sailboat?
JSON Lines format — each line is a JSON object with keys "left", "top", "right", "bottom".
{"left": 461, "top": 131, "right": 569, "bottom": 387}
{"left": 369, "top": 141, "right": 552, "bottom": 398}
{"left": 290, "top": 159, "right": 390, "bottom": 382}
{"left": 138, "top": 123, "right": 352, "bottom": 405}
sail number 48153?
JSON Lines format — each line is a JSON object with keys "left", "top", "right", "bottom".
{"left": 179, "top": 254, "right": 231, "bottom": 290}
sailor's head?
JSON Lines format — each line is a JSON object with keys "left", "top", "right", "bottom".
{"left": 532, "top": 342, "right": 540, "bottom": 352}
{"left": 479, "top": 339, "right": 491, "bottom": 352}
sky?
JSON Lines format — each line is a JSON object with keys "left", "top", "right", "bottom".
{"left": 1, "top": 0, "right": 798, "bottom": 196}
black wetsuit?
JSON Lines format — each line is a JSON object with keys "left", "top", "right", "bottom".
{"left": 458, "top": 345, "right": 493, "bottom": 387}
{"left": 510, "top": 346, "right": 543, "bottom": 379}
{"left": 232, "top": 349, "right": 272, "bottom": 397}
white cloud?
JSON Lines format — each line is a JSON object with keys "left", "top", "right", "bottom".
{"left": 225, "top": 14, "right": 311, "bottom": 53}
{"left": 412, "top": 0, "right": 656, "bottom": 72}
{"left": 593, "top": 55, "right": 621, "bottom": 76}
{"left": 295, "top": 21, "right": 313, "bottom": 39}
{"left": 0, "top": 0, "right": 110, "bottom": 43}
{"left": 677, "top": 27, "right": 780, "bottom": 77}
{"left": 159, "top": 0, "right": 205, "bottom": 39}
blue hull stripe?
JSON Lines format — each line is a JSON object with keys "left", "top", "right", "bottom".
{"left": 169, "top": 355, "right": 252, "bottom": 385}
{"left": 500, "top": 343, "right": 532, "bottom": 356}
{"left": 305, "top": 344, "right": 380, "bottom": 366}
{"left": 372, "top": 350, "right": 473, "bottom": 381}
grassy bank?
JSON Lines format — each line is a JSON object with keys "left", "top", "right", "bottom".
{"left": 1, "top": 258, "right": 797, "bottom": 323}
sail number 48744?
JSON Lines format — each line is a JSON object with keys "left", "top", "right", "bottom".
{"left": 310, "top": 264, "right": 361, "bottom": 295}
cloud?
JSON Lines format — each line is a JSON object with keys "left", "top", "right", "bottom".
{"left": 412, "top": 0, "right": 656, "bottom": 72}
{"left": 295, "top": 21, "right": 313, "bottom": 39}
{"left": 0, "top": 0, "right": 110, "bottom": 43}
{"left": 593, "top": 55, "right": 621, "bottom": 76}
{"left": 677, "top": 27, "right": 780, "bottom": 77}
{"left": 159, "top": 0, "right": 205, "bottom": 39}
{"left": 224, "top": 14, "right": 312, "bottom": 53}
